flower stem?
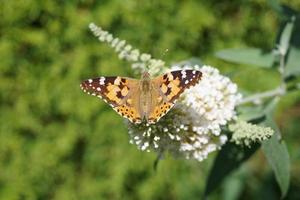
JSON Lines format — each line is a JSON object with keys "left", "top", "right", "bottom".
{"left": 237, "top": 87, "right": 285, "bottom": 105}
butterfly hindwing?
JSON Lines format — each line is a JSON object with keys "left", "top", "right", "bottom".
{"left": 113, "top": 104, "right": 142, "bottom": 124}
{"left": 147, "top": 100, "right": 175, "bottom": 124}
{"left": 80, "top": 76, "right": 142, "bottom": 123}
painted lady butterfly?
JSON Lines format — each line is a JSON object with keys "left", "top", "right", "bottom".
{"left": 80, "top": 70, "right": 202, "bottom": 124}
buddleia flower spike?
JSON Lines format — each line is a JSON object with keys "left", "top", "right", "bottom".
{"left": 82, "top": 23, "right": 272, "bottom": 162}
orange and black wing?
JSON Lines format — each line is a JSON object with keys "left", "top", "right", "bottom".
{"left": 80, "top": 76, "right": 142, "bottom": 123}
{"left": 147, "top": 70, "right": 202, "bottom": 124}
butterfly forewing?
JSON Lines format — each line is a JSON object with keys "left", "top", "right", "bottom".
{"left": 80, "top": 76, "right": 142, "bottom": 123}
{"left": 155, "top": 70, "right": 202, "bottom": 102}
{"left": 147, "top": 69, "right": 202, "bottom": 124}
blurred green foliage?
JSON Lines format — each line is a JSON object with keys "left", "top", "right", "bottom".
{"left": 0, "top": 0, "right": 299, "bottom": 199}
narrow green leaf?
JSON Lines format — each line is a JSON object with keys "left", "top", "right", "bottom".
{"left": 278, "top": 16, "right": 295, "bottom": 56}
{"left": 215, "top": 48, "right": 274, "bottom": 68}
{"left": 284, "top": 16, "right": 300, "bottom": 77}
{"left": 261, "top": 99, "right": 290, "bottom": 198}
{"left": 204, "top": 142, "right": 260, "bottom": 198}
{"left": 262, "top": 132, "right": 290, "bottom": 198}
{"left": 285, "top": 47, "right": 300, "bottom": 77}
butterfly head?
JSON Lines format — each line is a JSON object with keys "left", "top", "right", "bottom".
{"left": 141, "top": 71, "right": 150, "bottom": 80}
{"left": 140, "top": 71, "right": 151, "bottom": 92}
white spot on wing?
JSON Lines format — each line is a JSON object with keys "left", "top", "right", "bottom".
{"left": 181, "top": 70, "right": 187, "bottom": 78}
{"left": 99, "top": 77, "right": 105, "bottom": 85}
{"left": 97, "top": 87, "right": 101, "bottom": 91}
{"left": 192, "top": 70, "right": 196, "bottom": 74}
{"left": 185, "top": 80, "right": 189, "bottom": 84}
{"left": 114, "top": 77, "right": 121, "bottom": 85}
{"left": 88, "top": 79, "right": 93, "bottom": 83}
{"left": 167, "top": 73, "right": 174, "bottom": 80}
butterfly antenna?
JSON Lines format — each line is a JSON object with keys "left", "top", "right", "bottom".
{"left": 160, "top": 48, "right": 169, "bottom": 60}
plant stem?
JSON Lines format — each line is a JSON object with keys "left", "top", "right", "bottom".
{"left": 237, "top": 87, "right": 285, "bottom": 105}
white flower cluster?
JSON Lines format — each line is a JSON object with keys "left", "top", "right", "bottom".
{"left": 229, "top": 120, "right": 274, "bottom": 146}
{"left": 180, "top": 65, "right": 242, "bottom": 135}
{"left": 128, "top": 65, "right": 242, "bottom": 161}
{"left": 178, "top": 65, "right": 242, "bottom": 160}
{"left": 89, "top": 23, "right": 166, "bottom": 76}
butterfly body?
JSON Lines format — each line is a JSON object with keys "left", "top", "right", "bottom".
{"left": 139, "top": 72, "right": 151, "bottom": 118}
{"left": 80, "top": 70, "right": 202, "bottom": 124}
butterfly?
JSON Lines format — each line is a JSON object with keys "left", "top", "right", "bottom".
{"left": 80, "top": 70, "right": 202, "bottom": 124}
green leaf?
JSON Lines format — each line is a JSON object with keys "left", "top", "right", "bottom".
{"left": 237, "top": 106, "right": 265, "bottom": 122}
{"left": 285, "top": 47, "right": 300, "bottom": 77}
{"left": 278, "top": 16, "right": 295, "bottom": 56}
{"left": 267, "top": 0, "right": 298, "bottom": 19}
{"left": 267, "top": 0, "right": 283, "bottom": 14}
{"left": 215, "top": 48, "right": 274, "bottom": 68}
{"left": 261, "top": 130, "right": 290, "bottom": 198}
{"left": 284, "top": 17, "right": 300, "bottom": 77}
{"left": 261, "top": 99, "right": 290, "bottom": 198}
{"left": 204, "top": 142, "right": 260, "bottom": 198}
{"left": 222, "top": 169, "right": 246, "bottom": 200}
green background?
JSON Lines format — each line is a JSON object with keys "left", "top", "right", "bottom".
{"left": 0, "top": 0, "right": 299, "bottom": 199}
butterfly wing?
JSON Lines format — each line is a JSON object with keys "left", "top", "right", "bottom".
{"left": 80, "top": 76, "right": 142, "bottom": 123}
{"left": 147, "top": 70, "right": 202, "bottom": 123}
